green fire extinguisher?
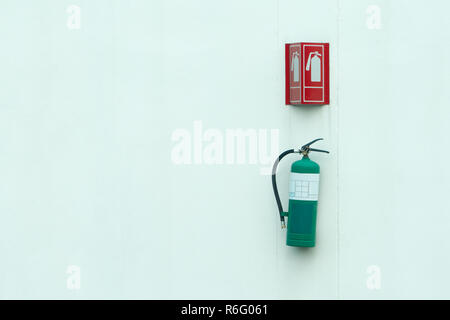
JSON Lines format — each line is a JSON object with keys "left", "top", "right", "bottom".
{"left": 271, "top": 138, "right": 329, "bottom": 247}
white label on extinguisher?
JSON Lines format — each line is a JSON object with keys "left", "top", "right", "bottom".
{"left": 289, "top": 173, "right": 320, "bottom": 201}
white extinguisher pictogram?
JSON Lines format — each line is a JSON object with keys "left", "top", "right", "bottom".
{"left": 306, "top": 51, "right": 322, "bottom": 82}
{"left": 291, "top": 52, "right": 300, "bottom": 82}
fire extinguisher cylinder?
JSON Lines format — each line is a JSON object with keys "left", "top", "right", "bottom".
{"left": 272, "top": 138, "right": 329, "bottom": 247}
{"left": 287, "top": 156, "right": 320, "bottom": 247}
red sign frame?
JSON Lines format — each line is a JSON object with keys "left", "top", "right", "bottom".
{"left": 285, "top": 42, "right": 330, "bottom": 105}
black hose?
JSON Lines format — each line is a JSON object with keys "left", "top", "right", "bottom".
{"left": 271, "top": 149, "right": 297, "bottom": 227}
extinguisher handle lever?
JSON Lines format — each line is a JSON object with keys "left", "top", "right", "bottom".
{"left": 301, "top": 138, "right": 323, "bottom": 149}
{"left": 308, "top": 147, "right": 330, "bottom": 154}
{"left": 300, "top": 138, "right": 329, "bottom": 155}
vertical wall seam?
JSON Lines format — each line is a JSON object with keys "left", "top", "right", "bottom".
{"left": 274, "top": 0, "right": 281, "bottom": 295}
{"left": 336, "top": 0, "right": 342, "bottom": 300}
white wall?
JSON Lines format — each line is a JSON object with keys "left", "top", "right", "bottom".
{"left": 0, "top": 0, "right": 449, "bottom": 299}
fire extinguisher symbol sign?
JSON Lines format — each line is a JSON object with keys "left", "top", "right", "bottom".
{"left": 303, "top": 44, "right": 324, "bottom": 103}
{"left": 285, "top": 42, "right": 329, "bottom": 105}
{"left": 288, "top": 45, "right": 301, "bottom": 103}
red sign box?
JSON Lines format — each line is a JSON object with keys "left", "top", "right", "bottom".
{"left": 285, "top": 42, "right": 329, "bottom": 105}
